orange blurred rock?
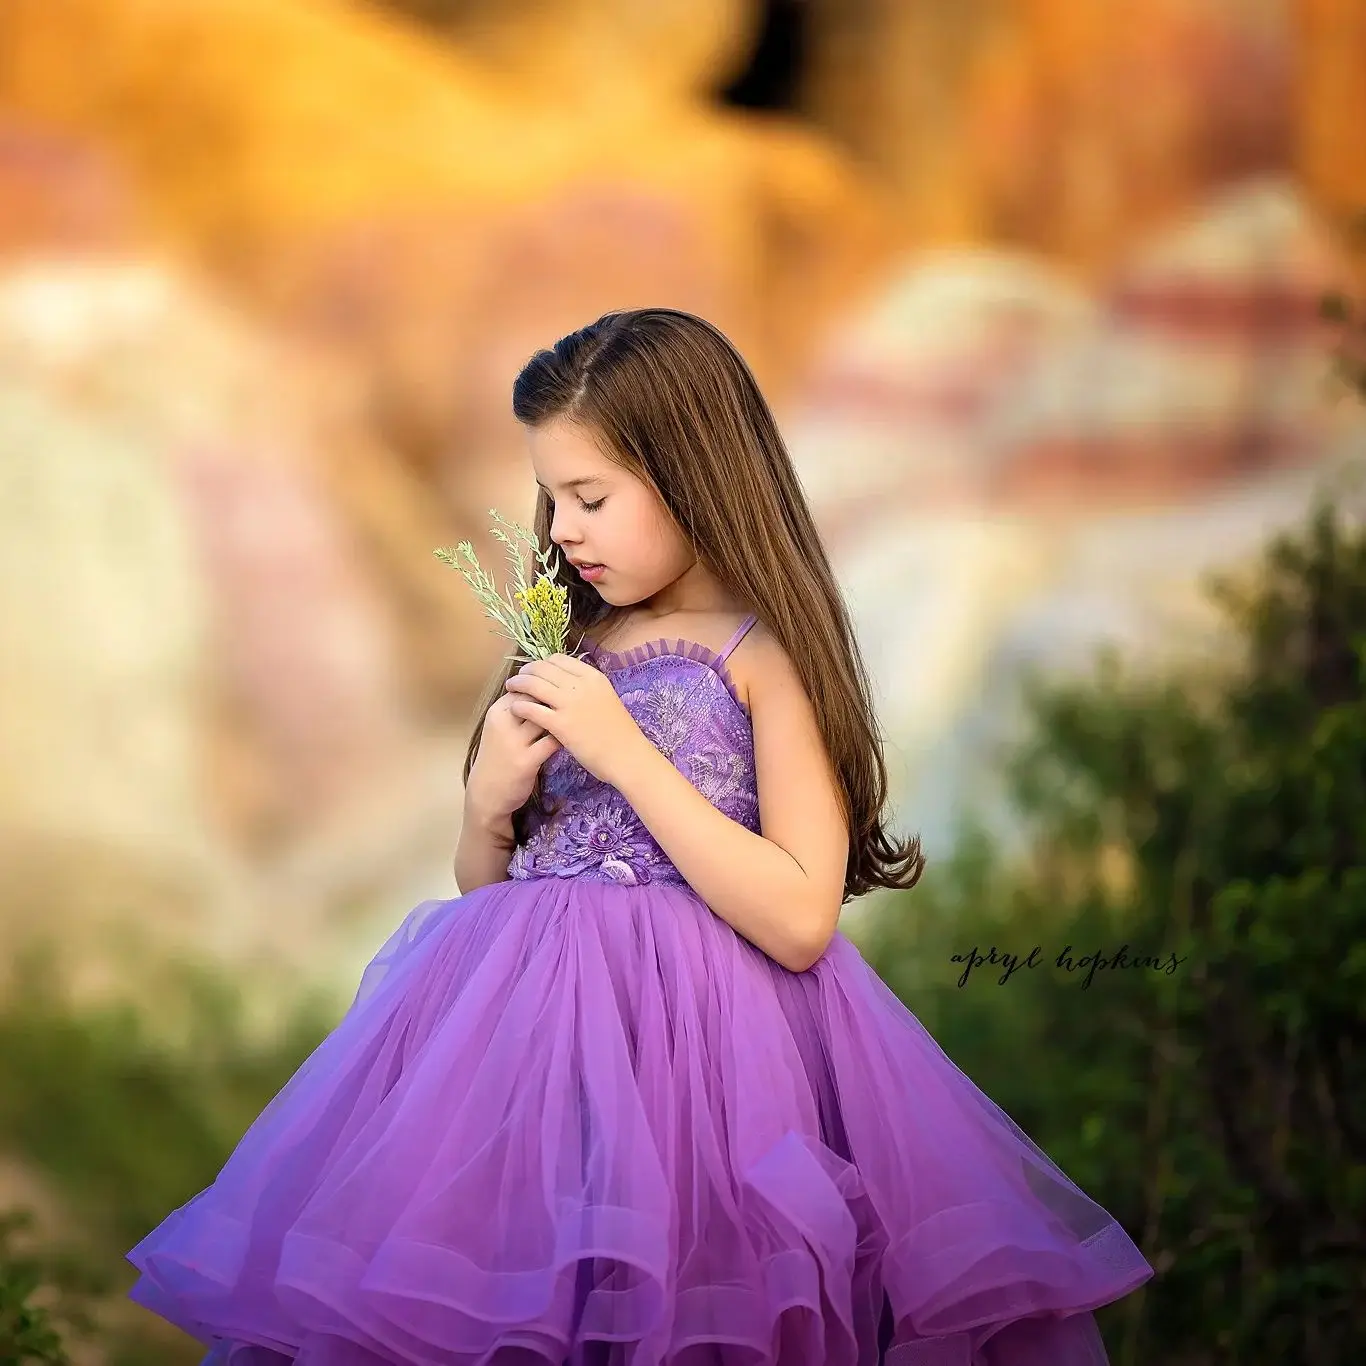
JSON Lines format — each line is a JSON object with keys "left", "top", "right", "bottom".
{"left": 0, "top": 118, "right": 137, "bottom": 258}
{"left": 0, "top": 0, "right": 887, "bottom": 383}
{"left": 0, "top": 0, "right": 521, "bottom": 244}
{"left": 428, "top": 0, "right": 764, "bottom": 108}
{"left": 804, "top": 0, "right": 1293, "bottom": 272}
{"left": 803, "top": 3, "right": 994, "bottom": 246}
{"left": 1295, "top": 0, "right": 1366, "bottom": 291}
{"left": 0, "top": 0, "right": 892, "bottom": 645}
{"left": 229, "top": 161, "right": 887, "bottom": 537}
{"left": 969, "top": 0, "right": 1293, "bottom": 270}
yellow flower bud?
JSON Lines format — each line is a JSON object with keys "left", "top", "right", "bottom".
{"left": 435, "top": 511, "right": 577, "bottom": 661}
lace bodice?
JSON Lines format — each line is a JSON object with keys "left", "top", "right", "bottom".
{"left": 506, "top": 614, "right": 759, "bottom": 889}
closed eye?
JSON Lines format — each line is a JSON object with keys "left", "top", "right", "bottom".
{"left": 580, "top": 496, "right": 606, "bottom": 513}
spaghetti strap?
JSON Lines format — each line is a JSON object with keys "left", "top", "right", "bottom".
{"left": 716, "top": 612, "right": 758, "bottom": 665}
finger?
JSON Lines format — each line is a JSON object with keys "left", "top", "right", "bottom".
{"left": 531, "top": 732, "right": 562, "bottom": 761}
{"left": 507, "top": 695, "right": 556, "bottom": 729}
{"left": 504, "top": 675, "right": 556, "bottom": 703}
{"left": 542, "top": 653, "right": 587, "bottom": 677}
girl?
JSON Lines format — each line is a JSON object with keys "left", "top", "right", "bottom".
{"left": 127, "top": 308, "right": 1153, "bottom": 1364}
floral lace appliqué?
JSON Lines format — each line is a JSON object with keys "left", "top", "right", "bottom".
{"left": 619, "top": 678, "right": 695, "bottom": 753}
{"left": 560, "top": 801, "right": 650, "bottom": 884}
{"left": 506, "top": 650, "right": 757, "bottom": 889}
{"left": 686, "top": 742, "right": 749, "bottom": 807}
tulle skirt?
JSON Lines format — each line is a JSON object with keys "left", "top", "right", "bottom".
{"left": 126, "top": 876, "right": 1152, "bottom": 1365}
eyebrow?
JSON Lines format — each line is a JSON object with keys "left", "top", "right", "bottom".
{"left": 536, "top": 476, "right": 605, "bottom": 492}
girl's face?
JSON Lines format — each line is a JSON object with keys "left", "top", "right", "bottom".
{"left": 527, "top": 418, "right": 696, "bottom": 610}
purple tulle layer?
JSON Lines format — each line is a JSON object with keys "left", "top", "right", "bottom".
{"left": 127, "top": 877, "right": 1152, "bottom": 1365}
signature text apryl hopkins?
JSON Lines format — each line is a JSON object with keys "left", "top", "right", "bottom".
{"left": 950, "top": 944, "right": 1187, "bottom": 989}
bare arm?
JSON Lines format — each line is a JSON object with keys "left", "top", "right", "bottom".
{"left": 611, "top": 633, "right": 849, "bottom": 972}
{"left": 453, "top": 797, "right": 516, "bottom": 894}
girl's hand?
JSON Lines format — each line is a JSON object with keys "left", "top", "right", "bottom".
{"left": 464, "top": 692, "right": 562, "bottom": 821}
{"left": 503, "top": 654, "right": 645, "bottom": 787}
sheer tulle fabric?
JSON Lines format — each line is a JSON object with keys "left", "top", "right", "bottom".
{"left": 128, "top": 878, "right": 1151, "bottom": 1365}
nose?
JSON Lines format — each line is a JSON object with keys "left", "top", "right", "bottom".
{"left": 548, "top": 501, "right": 580, "bottom": 549}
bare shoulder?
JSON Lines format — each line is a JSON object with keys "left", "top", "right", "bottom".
{"left": 730, "top": 619, "right": 821, "bottom": 731}
{"left": 727, "top": 618, "right": 790, "bottom": 709}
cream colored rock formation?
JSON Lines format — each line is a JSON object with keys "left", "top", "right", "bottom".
{"left": 785, "top": 179, "right": 1362, "bottom": 855}
{"left": 0, "top": 254, "right": 485, "bottom": 1000}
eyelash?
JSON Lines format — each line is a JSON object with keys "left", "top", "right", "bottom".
{"left": 548, "top": 495, "right": 605, "bottom": 513}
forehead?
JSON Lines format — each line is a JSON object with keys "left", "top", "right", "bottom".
{"left": 526, "top": 420, "right": 618, "bottom": 490}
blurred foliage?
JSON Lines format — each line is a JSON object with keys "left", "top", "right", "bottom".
{"left": 0, "top": 956, "right": 333, "bottom": 1362}
{"left": 0, "top": 953, "right": 335, "bottom": 1252}
{"left": 1321, "top": 210, "right": 1366, "bottom": 399}
{"left": 859, "top": 498, "right": 1366, "bottom": 1364}
{"left": 0, "top": 1209, "right": 105, "bottom": 1365}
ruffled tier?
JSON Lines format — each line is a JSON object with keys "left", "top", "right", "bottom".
{"left": 127, "top": 877, "right": 1151, "bottom": 1365}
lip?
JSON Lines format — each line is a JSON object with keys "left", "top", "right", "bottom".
{"left": 577, "top": 563, "right": 607, "bottom": 582}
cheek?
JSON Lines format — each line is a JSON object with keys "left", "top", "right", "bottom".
{"left": 651, "top": 522, "right": 692, "bottom": 572}
{"left": 631, "top": 499, "right": 686, "bottom": 564}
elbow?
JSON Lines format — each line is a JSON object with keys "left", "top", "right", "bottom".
{"left": 781, "top": 940, "right": 830, "bottom": 974}
{"left": 779, "top": 907, "right": 838, "bottom": 974}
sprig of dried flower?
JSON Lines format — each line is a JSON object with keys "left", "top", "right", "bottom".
{"left": 434, "top": 511, "right": 587, "bottom": 664}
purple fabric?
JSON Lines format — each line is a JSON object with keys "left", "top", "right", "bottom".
{"left": 126, "top": 616, "right": 1153, "bottom": 1364}
{"left": 509, "top": 616, "right": 759, "bottom": 887}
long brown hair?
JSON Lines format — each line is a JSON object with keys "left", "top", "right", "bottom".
{"left": 460, "top": 307, "right": 924, "bottom": 901}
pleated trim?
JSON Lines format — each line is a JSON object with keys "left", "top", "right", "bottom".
{"left": 581, "top": 636, "right": 750, "bottom": 719}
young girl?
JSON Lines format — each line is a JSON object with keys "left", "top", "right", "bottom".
{"left": 128, "top": 308, "right": 1153, "bottom": 1364}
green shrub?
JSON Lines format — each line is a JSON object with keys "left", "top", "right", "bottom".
{"left": 0, "top": 955, "right": 333, "bottom": 1361}
{"left": 0, "top": 1207, "right": 105, "bottom": 1365}
{"left": 858, "top": 500, "right": 1366, "bottom": 1364}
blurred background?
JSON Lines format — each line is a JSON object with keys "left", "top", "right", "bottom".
{"left": 1, "top": 1, "right": 1364, "bottom": 1362}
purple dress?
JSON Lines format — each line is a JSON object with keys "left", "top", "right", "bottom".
{"left": 127, "top": 613, "right": 1152, "bottom": 1365}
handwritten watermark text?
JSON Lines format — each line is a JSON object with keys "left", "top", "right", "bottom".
{"left": 950, "top": 944, "right": 1187, "bottom": 989}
